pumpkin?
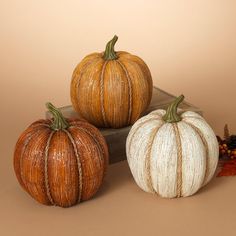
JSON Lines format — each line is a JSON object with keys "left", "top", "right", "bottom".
{"left": 14, "top": 103, "right": 109, "bottom": 207}
{"left": 70, "top": 35, "right": 153, "bottom": 128}
{"left": 126, "top": 95, "right": 219, "bottom": 198}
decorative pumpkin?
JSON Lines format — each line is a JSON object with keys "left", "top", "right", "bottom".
{"left": 70, "top": 35, "right": 153, "bottom": 128}
{"left": 126, "top": 95, "right": 219, "bottom": 198}
{"left": 14, "top": 103, "right": 109, "bottom": 207}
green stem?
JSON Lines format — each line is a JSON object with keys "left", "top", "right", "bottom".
{"left": 103, "top": 35, "right": 118, "bottom": 60}
{"left": 163, "top": 95, "right": 185, "bottom": 123}
{"left": 46, "top": 102, "right": 69, "bottom": 130}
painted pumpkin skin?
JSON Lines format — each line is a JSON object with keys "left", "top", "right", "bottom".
{"left": 14, "top": 103, "right": 109, "bottom": 207}
{"left": 71, "top": 35, "right": 153, "bottom": 128}
{"left": 126, "top": 95, "right": 219, "bottom": 198}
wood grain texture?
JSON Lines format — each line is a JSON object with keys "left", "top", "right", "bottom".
{"left": 14, "top": 118, "right": 109, "bottom": 207}
{"left": 70, "top": 51, "right": 153, "bottom": 128}
{"left": 47, "top": 87, "right": 203, "bottom": 164}
{"left": 126, "top": 109, "right": 219, "bottom": 198}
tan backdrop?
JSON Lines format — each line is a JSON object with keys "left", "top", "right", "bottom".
{"left": 1, "top": 0, "right": 236, "bottom": 136}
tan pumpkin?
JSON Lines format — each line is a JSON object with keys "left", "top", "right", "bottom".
{"left": 126, "top": 95, "right": 219, "bottom": 198}
{"left": 70, "top": 35, "right": 153, "bottom": 128}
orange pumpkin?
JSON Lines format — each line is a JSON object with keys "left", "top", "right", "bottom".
{"left": 14, "top": 103, "right": 109, "bottom": 207}
{"left": 71, "top": 35, "right": 153, "bottom": 128}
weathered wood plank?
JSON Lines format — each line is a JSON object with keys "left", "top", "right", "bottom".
{"left": 46, "top": 87, "right": 202, "bottom": 164}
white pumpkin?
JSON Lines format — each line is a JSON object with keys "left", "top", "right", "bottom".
{"left": 126, "top": 95, "right": 219, "bottom": 198}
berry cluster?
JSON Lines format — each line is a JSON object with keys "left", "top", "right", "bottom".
{"left": 217, "top": 125, "right": 236, "bottom": 159}
{"left": 219, "top": 142, "right": 236, "bottom": 159}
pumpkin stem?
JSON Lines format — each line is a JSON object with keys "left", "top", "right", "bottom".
{"left": 163, "top": 95, "right": 184, "bottom": 123}
{"left": 103, "top": 35, "right": 118, "bottom": 60}
{"left": 46, "top": 102, "right": 69, "bottom": 130}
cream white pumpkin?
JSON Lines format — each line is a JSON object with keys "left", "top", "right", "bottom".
{"left": 126, "top": 95, "right": 219, "bottom": 198}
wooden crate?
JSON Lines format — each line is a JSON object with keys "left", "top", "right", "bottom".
{"left": 46, "top": 87, "right": 202, "bottom": 164}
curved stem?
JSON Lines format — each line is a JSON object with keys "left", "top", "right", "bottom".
{"left": 163, "top": 95, "right": 184, "bottom": 123}
{"left": 46, "top": 102, "right": 69, "bottom": 130}
{"left": 103, "top": 35, "right": 118, "bottom": 60}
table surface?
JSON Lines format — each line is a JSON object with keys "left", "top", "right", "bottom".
{"left": 0, "top": 89, "right": 234, "bottom": 236}
{"left": 1, "top": 155, "right": 236, "bottom": 236}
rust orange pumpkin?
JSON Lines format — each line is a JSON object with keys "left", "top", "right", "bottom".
{"left": 14, "top": 103, "right": 109, "bottom": 207}
{"left": 70, "top": 35, "right": 153, "bottom": 128}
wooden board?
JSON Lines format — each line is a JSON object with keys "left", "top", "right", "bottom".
{"left": 46, "top": 87, "right": 202, "bottom": 164}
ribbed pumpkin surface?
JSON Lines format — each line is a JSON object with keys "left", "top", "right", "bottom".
{"left": 71, "top": 36, "right": 153, "bottom": 128}
{"left": 126, "top": 96, "right": 219, "bottom": 198}
{"left": 14, "top": 118, "right": 108, "bottom": 207}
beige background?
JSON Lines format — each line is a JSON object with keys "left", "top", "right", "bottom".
{"left": 0, "top": 1, "right": 236, "bottom": 236}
